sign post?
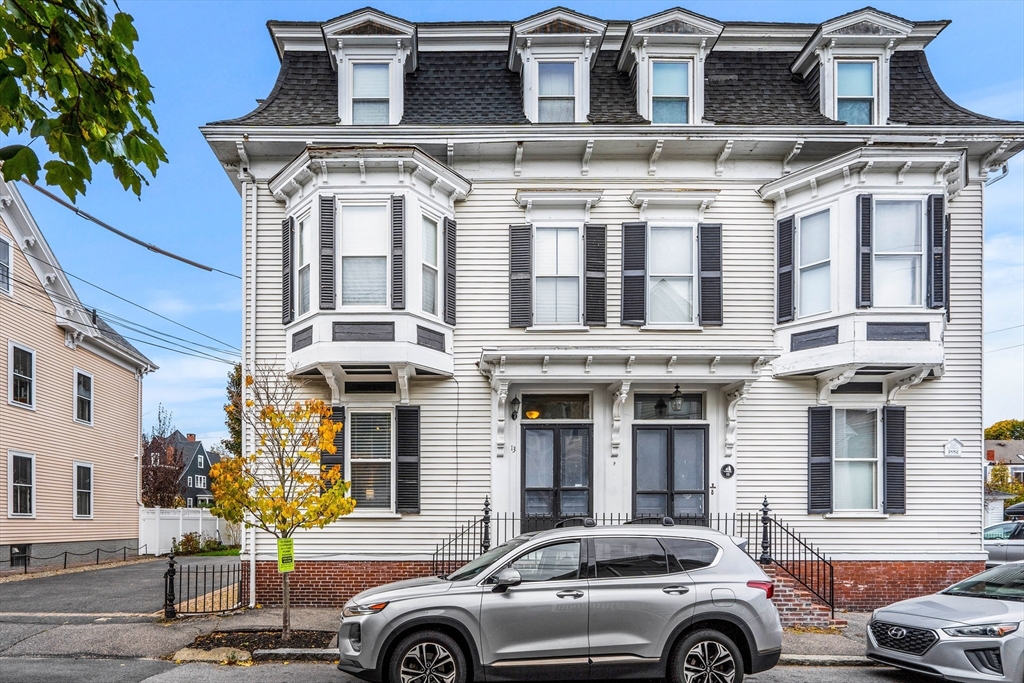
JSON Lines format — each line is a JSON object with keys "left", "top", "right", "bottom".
{"left": 277, "top": 537, "right": 294, "bottom": 573}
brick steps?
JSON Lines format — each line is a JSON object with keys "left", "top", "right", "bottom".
{"left": 763, "top": 565, "right": 844, "bottom": 628}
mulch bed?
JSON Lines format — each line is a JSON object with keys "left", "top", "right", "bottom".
{"left": 190, "top": 630, "right": 334, "bottom": 651}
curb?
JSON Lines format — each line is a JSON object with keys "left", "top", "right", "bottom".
{"left": 252, "top": 647, "right": 339, "bottom": 662}
{"left": 780, "top": 654, "right": 878, "bottom": 667}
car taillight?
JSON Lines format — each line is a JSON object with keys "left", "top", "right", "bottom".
{"left": 747, "top": 580, "right": 774, "bottom": 599}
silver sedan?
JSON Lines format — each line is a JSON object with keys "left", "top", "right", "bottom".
{"left": 866, "top": 562, "right": 1024, "bottom": 683}
{"left": 984, "top": 521, "right": 1024, "bottom": 566}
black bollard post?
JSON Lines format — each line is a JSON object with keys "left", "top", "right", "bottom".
{"left": 759, "top": 496, "right": 772, "bottom": 565}
{"left": 163, "top": 552, "right": 178, "bottom": 618}
{"left": 481, "top": 497, "right": 492, "bottom": 553}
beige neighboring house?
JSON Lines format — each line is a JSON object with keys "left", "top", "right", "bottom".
{"left": 0, "top": 180, "right": 155, "bottom": 570}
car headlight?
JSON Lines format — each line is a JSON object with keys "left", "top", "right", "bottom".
{"left": 342, "top": 601, "right": 389, "bottom": 617}
{"left": 943, "top": 623, "right": 1019, "bottom": 638}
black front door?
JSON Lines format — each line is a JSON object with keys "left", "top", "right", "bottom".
{"left": 522, "top": 424, "right": 592, "bottom": 531}
{"left": 633, "top": 425, "right": 708, "bottom": 520}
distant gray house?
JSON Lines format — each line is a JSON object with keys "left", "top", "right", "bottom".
{"left": 987, "top": 440, "right": 1024, "bottom": 483}
{"left": 169, "top": 431, "right": 220, "bottom": 507}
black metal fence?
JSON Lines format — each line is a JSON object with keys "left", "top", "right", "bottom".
{"left": 2, "top": 544, "right": 147, "bottom": 573}
{"left": 431, "top": 497, "right": 834, "bottom": 615}
{"left": 162, "top": 554, "right": 244, "bottom": 617}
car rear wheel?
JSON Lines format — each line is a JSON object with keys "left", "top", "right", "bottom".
{"left": 388, "top": 630, "right": 467, "bottom": 683}
{"left": 669, "top": 628, "right": 744, "bottom": 683}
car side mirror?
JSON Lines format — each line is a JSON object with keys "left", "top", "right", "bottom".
{"left": 492, "top": 567, "right": 522, "bottom": 593}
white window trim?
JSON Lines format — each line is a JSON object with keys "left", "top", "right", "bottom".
{"left": 646, "top": 222, "right": 699, "bottom": 328}
{"left": 831, "top": 405, "right": 883, "bottom": 513}
{"left": 794, "top": 207, "right": 835, "bottom": 320}
{"left": 818, "top": 51, "right": 890, "bottom": 125}
{"left": 187, "top": 498, "right": 194, "bottom": 508}
{"left": 337, "top": 199, "right": 392, "bottom": 310}
{"left": 187, "top": 475, "right": 193, "bottom": 488}
{"left": 7, "top": 450, "right": 35, "bottom": 518}
{"left": 420, "top": 210, "right": 443, "bottom": 320}
{"left": 295, "top": 212, "right": 314, "bottom": 320}
{"left": 647, "top": 58, "right": 694, "bottom": 126}
{"left": 0, "top": 232, "right": 12, "bottom": 297}
{"left": 73, "top": 367, "right": 94, "bottom": 426}
{"left": 198, "top": 453, "right": 204, "bottom": 468}
{"left": 532, "top": 222, "right": 585, "bottom": 327}
{"left": 338, "top": 53, "right": 406, "bottom": 126}
{"left": 73, "top": 460, "right": 93, "bottom": 519}
{"left": 871, "top": 196, "right": 927, "bottom": 309}
{"left": 834, "top": 59, "right": 878, "bottom": 126}
{"left": 8, "top": 340, "right": 36, "bottom": 410}
{"left": 346, "top": 407, "right": 396, "bottom": 515}
{"left": 524, "top": 51, "right": 590, "bottom": 124}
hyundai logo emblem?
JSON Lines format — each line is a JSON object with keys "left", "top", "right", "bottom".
{"left": 888, "top": 627, "right": 907, "bottom": 640}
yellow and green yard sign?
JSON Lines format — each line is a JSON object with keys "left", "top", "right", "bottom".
{"left": 277, "top": 537, "right": 295, "bottom": 573}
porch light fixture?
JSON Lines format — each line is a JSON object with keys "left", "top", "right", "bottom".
{"left": 510, "top": 397, "right": 520, "bottom": 421}
{"left": 669, "top": 385, "right": 685, "bottom": 412}
{"left": 655, "top": 398, "right": 668, "bottom": 419}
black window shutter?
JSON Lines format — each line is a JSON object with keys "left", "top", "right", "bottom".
{"left": 856, "top": 194, "right": 873, "bottom": 308}
{"left": 621, "top": 222, "right": 647, "bottom": 326}
{"left": 395, "top": 405, "right": 421, "bottom": 513}
{"left": 319, "top": 196, "right": 336, "bottom": 310}
{"left": 509, "top": 224, "right": 533, "bottom": 328}
{"left": 282, "top": 217, "right": 294, "bottom": 324}
{"left": 321, "top": 406, "right": 345, "bottom": 484}
{"left": 584, "top": 223, "right": 607, "bottom": 326}
{"left": 926, "top": 194, "right": 946, "bottom": 309}
{"left": 807, "top": 406, "right": 833, "bottom": 514}
{"left": 444, "top": 217, "right": 457, "bottom": 326}
{"left": 944, "top": 213, "right": 951, "bottom": 321}
{"left": 883, "top": 406, "right": 907, "bottom": 514}
{"left": 698, "top": 223, "right": 723, "bottom": 326}
{"left": 776, "top": 216, "right": 794, "bottom": 324}
{"left": 391, "top": 195, "right": 405, "bottom": 310}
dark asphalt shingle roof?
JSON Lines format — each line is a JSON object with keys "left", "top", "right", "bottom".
{"left": 212, "top": 51, "right": 339, "bottom": 126}
{"left": 402, "top": 52, "right": 527, "bottom": 125}
{"left": 588, "top": 52, "right": 645, "bottom": 124}
{"left": 95, "top": 316, "right": 153, "bottom": 367}
{"left": 888, "top": 51, "right": 1013, "bottom": 125}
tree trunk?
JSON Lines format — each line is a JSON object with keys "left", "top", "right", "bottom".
{"left": 282, "top": 571, "right": 291, "bottom": 641}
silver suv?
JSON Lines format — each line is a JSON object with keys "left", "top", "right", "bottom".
{"left": 337, "top": 522, "right": 782, "bottom": 683}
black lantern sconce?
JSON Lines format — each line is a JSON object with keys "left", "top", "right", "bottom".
{"left": 669, "top": 385, "right": 685, "bottom": 413}
{"left": 510, "top": 397, "right": 521, "bottom": 421}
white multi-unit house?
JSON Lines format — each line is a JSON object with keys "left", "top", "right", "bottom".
{"left": 202, "top": 6, "right": 1023, "bottom": 611}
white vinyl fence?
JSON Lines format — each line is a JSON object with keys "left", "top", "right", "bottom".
{"left": 139, "top": 507, "right": 232, "bottom": 555}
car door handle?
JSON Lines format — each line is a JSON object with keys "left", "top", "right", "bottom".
{"left": 663, "top": 586, "right": 690, "bottom": 595}
{"left": 556, "top": 590, "right": 584, "bottom": 599}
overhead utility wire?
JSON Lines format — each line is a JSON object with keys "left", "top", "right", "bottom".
{"left": 986, "top": 343, "right": 1024, "bottom": 354}
{"left": 21, "top": 181, "right": 242, "bottom": 280}
{"left": 20, "top": 250, "right": 240, "bottom": 352}
{"left": 8, "top": 272, "right": 240, "bottom": 358}
{"left": 986, "top": 324, "right": 1023, "bottom": 335}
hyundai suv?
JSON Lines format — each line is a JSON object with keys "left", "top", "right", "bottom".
{"left": 337, "top": 522, "right": 782, "bottom": 682}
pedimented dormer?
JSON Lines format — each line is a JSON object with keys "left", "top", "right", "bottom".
{"left": 508, "top": 8, "right": 606, "bottom": 123}
{"left": 618, "top": 8, "right": 724, "bottom": 125}
{"left": 322, "top": 8, "right": 417, "bottom": 126}
{"left": 792, "top": 8, "right": 918, "bottom": 126}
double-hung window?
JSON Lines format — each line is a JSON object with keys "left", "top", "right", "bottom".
{"left": 648, "top": 226, "right": 695, "bottom": 324}
{"left": 796, "top": 210, "right": 831, "bottom": 317}
{"left": 874, "top": 200, "right": 924, "bottom": 306}
{"left": 74, "top": 462, "right": 92, "bottom": 518}
{"left": 651, "top": 61, "right": 690, "bottom": 124}
{"left": 0, "top": 234, "right": 11, "bottom": 295}
{"left": 9, "top": 452, "right": 34, "bottom": 516}
{"left": 74, "top": 370, "right": 93, "bottom": 425}
{"left": 349, "top": 412, "right": 393, "bottom": 510}
{"left": 537, "top": 62, "right": 575, "bottom": 123}
{"left": 352, "top": 63, "right": 390, "bottom": 125}
{"left": 836, "top": 61, "right": 875, "bottom": 125}
{"left": 9, "top": 342, "right": 35, "bottom": 408}
{"left": 340, "top": 204, "right": 389, "bottom": 306}
{"left": 296, "top": 216, "right": 312, "bottom": 316}
{"left": 833, "top": 408, "right": 879, "bottom": 511}
{"left": 422, "top": 216, "right": 440, "bottom": 316}
{"left": 535, "top": 227, "right": 581, "bottom": 324}
{"left": 198, "top": 454, "right": 204, "bottom": 468}
{"left": 187, "top": 476, "right": 193, "bottom": 488}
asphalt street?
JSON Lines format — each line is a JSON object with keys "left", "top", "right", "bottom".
{"left": 0, "top": 660, "right": 933, "bottom": 683}
{"left": 0, "top": 556, "right": 238, "bottom": 614}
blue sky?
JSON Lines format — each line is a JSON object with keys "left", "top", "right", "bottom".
{"left": 12, "top": 0, "right": 1023, "bottom": 443}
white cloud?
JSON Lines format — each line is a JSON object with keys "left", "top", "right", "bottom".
{"left": 142, "top": 355, "right": 233, "bottom": 440}
{"left": 148, "top": 293, "right": 241, "bottom": 317}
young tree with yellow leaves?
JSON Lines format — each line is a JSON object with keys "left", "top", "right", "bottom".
{"left": 209, "top": 365, "right": 356, "bottom": 639}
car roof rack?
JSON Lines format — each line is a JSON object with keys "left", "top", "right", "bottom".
{"left": 553, "top": 517, "right": 597, "bottom": 528}
{"left": 622, "top": 516, "right": 675, "bottom": 526}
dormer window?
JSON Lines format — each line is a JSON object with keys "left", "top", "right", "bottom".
{"left": 651, "top": 61, "right": 690, "bottom": 124}
{"left": 836, "top": 61, "right": 875, "bottom": 125}
{"left": 352, "top": 63, "right": 390, "bottom": 124}
{"left": 537, "top": 62, "right": 575, "bottom": 123}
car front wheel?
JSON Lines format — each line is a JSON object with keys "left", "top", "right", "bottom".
{"left": 388, "top": 629, "right": 467, "bottom": 683}
{"left": 669, "top": 628, "right": 744, "bottom": 683}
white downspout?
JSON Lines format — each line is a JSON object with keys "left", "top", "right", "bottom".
{"left": 244, "top": 175, "right": 259, "bottom": 607}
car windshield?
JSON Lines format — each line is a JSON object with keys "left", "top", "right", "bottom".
{"left": 445, "top": 536, "right": 533, "bottom": 582}
{"left": 943, "top": 564, "right": 1024, "bottom": 602}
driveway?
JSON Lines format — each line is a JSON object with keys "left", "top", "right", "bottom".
{"left": 0, "top": 556, "right": 238, "bottom": 615}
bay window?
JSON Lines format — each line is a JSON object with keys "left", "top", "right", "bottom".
{"left": 648, "top": 226, "right": 695, "bottom": 324}
{"left": 535, "top": 227, "right": 581, "bottom": 324}
{"left": 537, "top": 62, "right": 575, "bottom": 123}
{"left": 836, "top": 61, "right": 875, "bottom": 125}
{"left": 874, "top": 200, "right": 924, "bottom": 306}
{"left": 833, "top": 408, "right": 879, "bottom": 511}
{"left": 340, "top": 204, "right": 389, "bottom": 306}
{"left": 296, "top": 216, "right": 312, "bottom": 316}
{"left": 651, "top": 61, "right": 690, "bottom": 124}
{"left": 422, "top": 216, "right": 439, "bottom": 316}
{"left": 352, "top": 63, "right": 390, "bottom": 125}
{"left": 349, "top": 411, "right": 393, "bottom": 510}
{"left": 796, "top": 209, "right": 831, "bottom": 317}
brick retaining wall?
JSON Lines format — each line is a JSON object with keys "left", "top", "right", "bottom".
{"left": 832, "top": 560, "right": 986, "bottom": 610}
{"left": 243, "top": 560, "right": 434, "bottom": 608}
